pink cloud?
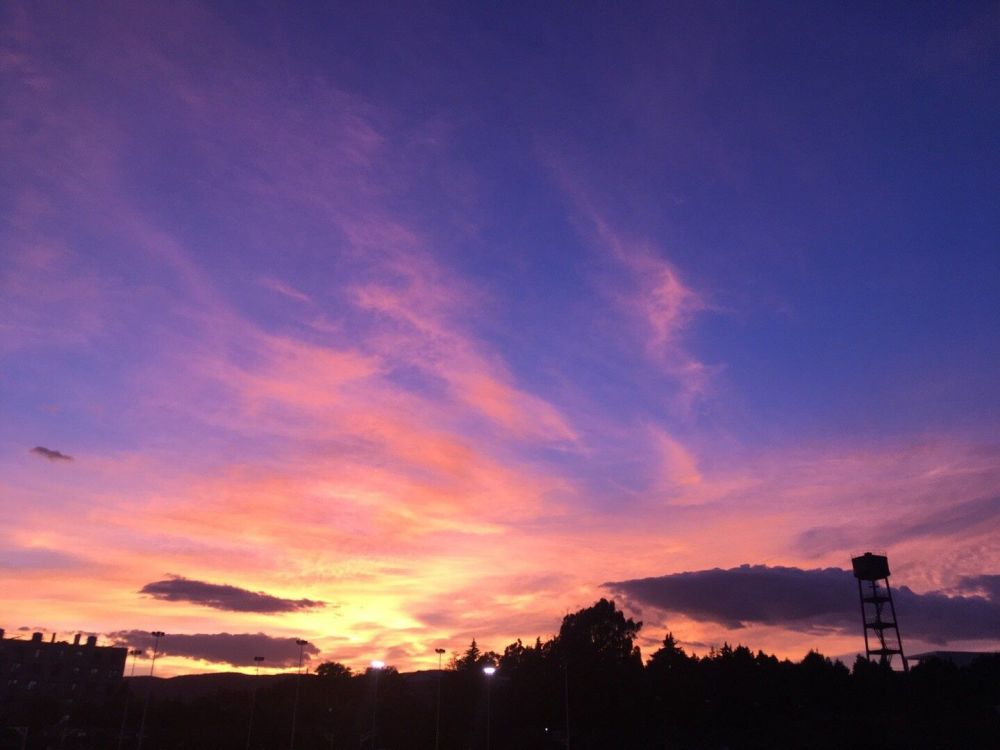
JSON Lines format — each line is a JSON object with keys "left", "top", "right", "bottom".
{"left": 651, "top": 428, "right": 703, "bottom": 492}
{"left": 351, "top": 255, "right": 578, "bottom": 443}
{"left": 545, "top": 164, "right": 717, "bottom": 410}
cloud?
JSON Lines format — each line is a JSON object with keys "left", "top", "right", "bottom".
{"left": 597, "top": 226, "right": 705, "bottom": 354}
{"left": 797, "top": 495, "right": 1000, "bottom": 556}
{"left": 139, "top": 575, "right": 325, "bottom": 613}
{"left": 259, "top": 277, "right": 311, "bottom": 303}
{"left": 606, "top": 564, "right": 1000, "bottom": 644}
{"left": 548, "top": 166, "right": 715, "bottom": 408}
{"left": 350, "top": 255, "right": 578, "bottom": 444}
{"left": 652, "top": 428, "right": 702, "bottom": 490}
{"left": 0, "top": 546, "right": 83, "bottom": 571}
{"left": 30, "top": 446, "right": 72, "bottom": 461}
{"left": 108, "top": 630, "right": 319, "bottom": 667}
{"left": 958, "top": 574, "right": 1000, "bottom": 601}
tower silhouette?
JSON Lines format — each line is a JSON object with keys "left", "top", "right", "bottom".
{"left": 851, "top": 552, "right": 908, "bottom": 671}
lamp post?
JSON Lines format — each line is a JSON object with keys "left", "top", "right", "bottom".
{"left": 289, "top": 640, "right": 308, "bottom": 750}
{"left": 369, "top": 660, "right": 385, "bottom": 750}
{"left": 136, "top": 631, "right": 165, "bottom": 750}
{"left": 116, "top": 649, "right": 142, "bottom": 750}
{"left": 245, "top": 656, "right": 265, "bottom": 750}
{"left": 482, "top": 666, "right": 496, "bottom": 750}
{"left": 434, "top": 648, "right": 446, "bottom": 750}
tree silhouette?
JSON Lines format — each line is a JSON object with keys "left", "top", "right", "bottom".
{"left": 315, "top": 661, "right": 352, "bottom": 681}
{"left": 5, "top": 604, "right": 999, "bottom": 749}
{"left": 452, "top": 638, "right": 500, "bottom": 672}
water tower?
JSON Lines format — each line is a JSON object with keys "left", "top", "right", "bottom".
{"left": 851, "top": 552, "right": 908, "bottom": 671}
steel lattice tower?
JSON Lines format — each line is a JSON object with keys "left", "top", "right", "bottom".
{"left": 851, "top": 552, "right": 908, "bottom": 671}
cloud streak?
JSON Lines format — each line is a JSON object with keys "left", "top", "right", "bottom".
{"left": 139, "top": 575, "right": 325, "bottom": 613}
{"left": 796, "top": 495, "right": 1000, "bottom": 556}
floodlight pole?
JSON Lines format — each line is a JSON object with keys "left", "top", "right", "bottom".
{"left": 116, "top": 648, "right": 142, "bottom": 750}
{"left": 434, "top": 648, "right": 446, "bottom": 750}
{"left": 482, "top": 666, "right": 496, "bottom": 750}
{"left": 246, "top": 656, "right": 265, "bottom": 750}
{"left": 290, "top": 640, "right": 308, "bottom": 750}
{"left": 368, "top": 661, "right": 385, "bottom": 749}
{"left": 136, "top": 631, "right": 165, "bottom": 750}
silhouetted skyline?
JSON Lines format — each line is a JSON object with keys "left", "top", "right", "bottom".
{"left": 3, "top": 602, "right": 999, "bottom": 749}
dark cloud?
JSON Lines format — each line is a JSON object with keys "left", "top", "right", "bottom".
{"left": 139, "top": 575, "right": 324, "bottom": 613}
{"left": 797, "top": 495, "right": 1000, "bottom": 556}
{"left": 108, "top": 631, "right": 319, "bottom": 667}
{"left": 30, "top": 446, "right": 72, "bottom": 461}
{"left": 606, "top": 564, "right": 1000, "bottom": 645}
{"left": 958, "top": 574, "right": 1000, "bottom": 601}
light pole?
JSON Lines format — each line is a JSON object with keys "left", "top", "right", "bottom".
{"left": 482, "top": 666, "right": 496, "bottom": 750}
{"left": 136, "top": 631, "right": 165, "bottom": 750}
{"left": 245, "top": 656, "right": 265, "bottom": 750}
{"left": 289, "top": 639, "right": 308, "bottom": 750}
{"left": 369, "top": 660, "right": 385, "bottom": 750}
{"left": 434, "top": 648, "right": 446, "bottom": 750}
{"left": 116, "top": 649, "right": 142, "bottom": 750}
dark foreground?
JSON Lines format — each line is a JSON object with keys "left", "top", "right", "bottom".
{"left": 3, "top": 601, "right": 998, "bottom": 749}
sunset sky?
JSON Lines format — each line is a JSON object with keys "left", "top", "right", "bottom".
{"left": 2, "top": 2, "right": 999, "bottom": 676}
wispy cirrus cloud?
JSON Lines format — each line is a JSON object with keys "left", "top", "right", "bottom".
{"left": 259, "top": 277, "right": 312, "bottom": 304}
{"left": 796, "top": 495, "right": 1000, "bottom": 557}
{"left": 140, "top": 575, "right": 325, "bottom": 613}
{"left": 0, "top": 544, "right": 83, "bottom": 571}
{"left": 545, "top": 162, "right": 715, "bottom": 410}
{"left": 589, "top": 216, "right": 707, "bottom": 356}
{"left": 351, "top": 256, "right": 578, "bottom": 444}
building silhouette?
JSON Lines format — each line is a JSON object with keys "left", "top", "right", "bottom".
{"left": 0, "top": 628, "right": 127, "bottom": 706}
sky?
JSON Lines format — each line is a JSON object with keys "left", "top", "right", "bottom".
{"left": 1, "top": 1, "right": 999, "bottom": 676}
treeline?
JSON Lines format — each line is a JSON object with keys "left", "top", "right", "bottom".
{"left": 3, "top": 598, "right": 999, "bottom": 749}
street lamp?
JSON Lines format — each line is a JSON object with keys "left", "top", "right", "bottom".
{"left": 289, "top": 640, "right": 309, "bottom": 750}
{"left": 434, "top": 648, "right": 446, "bottom": 750}
{"left": 136, "top": 631, "right": 165, "bottom": 750}
{"left": 369, "top": 660, "right": 385, "bottom": 750}
{"left": 116, "top": 649, "right": 143, "bottom": 750}
{"left": 482, "top": 666, "right": 496, "bottom": 750}
{"left": 245, "top": 656, "right": 265, "bottom": 750}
